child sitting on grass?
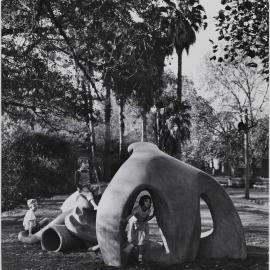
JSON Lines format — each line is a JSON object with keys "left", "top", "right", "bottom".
{"left": 23, "top": 199, "right": 49, "bottom": 236}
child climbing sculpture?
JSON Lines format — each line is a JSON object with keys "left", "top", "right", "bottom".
{"left": 74, "top": 161, "right": 98, "bottom": 210}
{"left": 23, "top": 199, "right": 49, "bottom": 236}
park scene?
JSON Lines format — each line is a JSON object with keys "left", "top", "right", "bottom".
{"left": 1, "top": 0, "right": 269, "bottom": 269}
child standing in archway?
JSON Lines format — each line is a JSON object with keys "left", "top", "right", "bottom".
{"left": 127, "top": 195, "right": 155, "bottom": 264}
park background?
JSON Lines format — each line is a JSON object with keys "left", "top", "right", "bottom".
{"left": 1, "top": 0, "right": 269, "bottom": 269}
{"left": 2, "top": 0, "right": 268, "bottom": 211}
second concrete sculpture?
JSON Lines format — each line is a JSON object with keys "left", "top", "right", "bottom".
{"left": 96, "top": 142, "right": 246, "bottom": 267}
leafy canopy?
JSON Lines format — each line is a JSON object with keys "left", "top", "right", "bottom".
{"left": 212, "top": 0, "right": 269, "bottom": 79}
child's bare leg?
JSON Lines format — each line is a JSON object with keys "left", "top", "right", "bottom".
{"left": 137, "top": 230, "right": 145, "bottom": 263}
{"left": 88, "top": 244, "right": 99, "bottom": 251}
{"left": 82, "top": 189, "right": 98, "bottom": 210}
{"left": 159, "top": 228, "right": 170, "bottom": 254}
{"left": 39, "top": 218, "right": 50, "bottom": 227}
{"left": 138, "top": 245, "right": 143, "bottom": 263}
{"left": 89, "top": 199, "right": 98, "bottom": 210}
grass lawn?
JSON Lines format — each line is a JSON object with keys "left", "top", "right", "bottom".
{"left": 1, "top": 188, "right": 268, "bottom": 270}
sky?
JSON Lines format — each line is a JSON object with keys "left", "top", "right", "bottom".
{"left": 165, "top": 0, "right": 222, "bottom": 88}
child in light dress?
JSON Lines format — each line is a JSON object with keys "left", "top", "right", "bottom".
{"left": 23, "top": 199, "right": 49, "bottom": 236}
{"left": 126, "top": 195, "right": 155, "bottom": 264}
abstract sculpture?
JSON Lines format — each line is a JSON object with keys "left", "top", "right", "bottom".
{"left": 18, "top": 142, "right": 246, "bottom": 267}
{"left": 96, "top": 142, "right": 247, "bottom": 267}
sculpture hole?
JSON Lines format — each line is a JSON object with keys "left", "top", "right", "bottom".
{"left": 200, "top": 197, "right": 214, "bottom": 238}
{"left": 42, "top": 228, "right": 61, "bottom": 252}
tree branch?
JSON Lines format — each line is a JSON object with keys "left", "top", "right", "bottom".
{"left": 43, "top": 0, "right": 102, "bottom": 101}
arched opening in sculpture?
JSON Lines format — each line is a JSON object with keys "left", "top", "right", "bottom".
{"left": 120, "top": 186, "right": 171, "bottom": 263}
{"left": 200, "top": 194, "right": 214, "bottom": 238}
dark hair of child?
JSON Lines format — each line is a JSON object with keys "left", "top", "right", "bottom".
{"left": 139, "top": 195, "right": 151, "bottom": 207}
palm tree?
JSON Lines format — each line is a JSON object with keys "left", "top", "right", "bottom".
{"left": 159, "top": 97, "right": 191, "bottom": 158}
{"left": 169, "top": 1, "right": 206, "bottom": 102}
{"left": 173, "top": 15, "right": 196, "bottom": 102}
{"left": 161, "top": 0, "right": 206, "bottom": 158}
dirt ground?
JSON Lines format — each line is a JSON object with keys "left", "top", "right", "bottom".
{"left": 1, "top": 188, "right": 268, "bottom": 270}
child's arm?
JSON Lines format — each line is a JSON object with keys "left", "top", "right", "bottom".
{"left": 121, "top": 213, "right": 135, "bottom": 224}
{"left": 145, "top": 210, "right": 155, "bottom": 221}
{"left": 28, "top": 220, "right": 35, "bottom": 236}
{"left": 120, "top": 207, "right": 139, "bottom": 224}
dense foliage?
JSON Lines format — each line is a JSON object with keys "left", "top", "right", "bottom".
{"left": 1, "top": 0, "right": 268, "bottom": 209}
{"left": 2, "top": 130, "right": 77, "bottom": 211}
{"left": 212, "top": 0, "right": 269, "bottom": 79}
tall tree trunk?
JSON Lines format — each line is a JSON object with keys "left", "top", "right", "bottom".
{"left": 141, "top": 109, "right": 147, "bottom": 142}
{"left": 87, "top": 86, "right": 100, "bottom": 183}
{"left": 104, "top": 87, "right": 111, "bottom": 182}
{"left": 177, "top": 49, "right": 183, "bottom": 103}
{"left": 156, "top": 107, "right": 160, "bottom": 147}
{"left": 119, "top": 96, "right": 125, "bottom": 161}
{"left": 177, "top": 143, "right": 182, "bottom": 160}
{"left": 227, "top": 140, "right": 232, "bottom": 177}
{"left": 82, "top": 82, "right": 99, "bottom": 183}
{"left": 176, "top": 48, "right": 183, "bottom": 159}
{"left": 211, "top": 159, "right": 215, "bottom": 176}
{"left": 87, "top": 114, "right": 96, "bottom": 183}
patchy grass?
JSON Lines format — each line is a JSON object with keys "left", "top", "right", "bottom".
{"left": 1, "top": 190, "right": 268, "bottom": 270}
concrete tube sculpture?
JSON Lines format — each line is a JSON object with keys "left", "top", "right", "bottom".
{"left": 19, "top": 187, "right": 103, "bottom": 250}
{"left": 18, "top": 209, "right": 72, "bottom": 244}
{"left": 96, "top": 142, "right": 246, "bottom": 267}
{"left": 41, "top": 225, "right": 84, "bottom": 252}
{"left": 41, "top": 193, "right": 98, "bottom": 252}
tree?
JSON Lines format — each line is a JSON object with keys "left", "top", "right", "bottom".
{"left": 152, "top": 74, "right": 192, "bottom": 156}
{"left": 166, "top": 0, "right": 207, "bottom": 102}
{"left": 113, "top": 2, "right": 174, "bottom": 144}
{"left": 2, "top": 0, "right": 135, "bottom": 182}
{"left": 146, "top": 0, "right": 207, "bottom": 158}
{"left": 213, "top": 0, "right": 269, "bottom": 79}
{"left": 203, "top": 58, "right": 268, "bottom": 126}
{"left": 199, "top": 57, "right": 269, "bottom": 197}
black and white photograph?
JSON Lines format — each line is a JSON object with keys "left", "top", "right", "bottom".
{"left": 1, "top": 0, "right": 269, "bottom": 269}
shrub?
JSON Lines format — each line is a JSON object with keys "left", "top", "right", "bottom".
{"left": 2, "top": 132, "right": 77, "bottom": 211}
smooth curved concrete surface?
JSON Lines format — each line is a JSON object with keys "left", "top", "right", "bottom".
{"left": 65, "top": 194, "right": 97, "bottom": 242}
{"left": 61, "top": 191, "right": 80, "bottom": 212}
{"left": 96, "top": 142, "right": 246, "bottom": 267}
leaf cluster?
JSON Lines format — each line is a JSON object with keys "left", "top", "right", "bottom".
{"left": 212, "top": 0, "right": 269, "bottom": 79}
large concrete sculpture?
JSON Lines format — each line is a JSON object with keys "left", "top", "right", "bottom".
{"left": 96, "top": 142, "right": 246, "bottom": 267}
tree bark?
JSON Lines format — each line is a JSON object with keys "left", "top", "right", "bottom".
{"left": 88, "top": 95, "right": 100, "bottom": 183}
{"left": 104, "top": 87, "right": 112, "bottom": 182}
{"left": 141, "top": 109, "right": 147, "bottom": 142}
{"left": 177, "top": 48, "right": 183, "bottom": 103}
{"left": 156, "top": 107, "right": 160, "bottom": 148}
{"left": 82, "top": 82, "right": 99, "bottom": 183}
{"left": 119, "top": 96, "right": 125, "bottom": 161}
{"left": 244, "top": 109, "right": 250, "bottom": 199}
{"left": 175, "top": 48, "right": 183, "bottom": 159}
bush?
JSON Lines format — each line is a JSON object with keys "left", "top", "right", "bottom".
{"left": 2, "top": 132, "right": 77, "bottom": 211}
